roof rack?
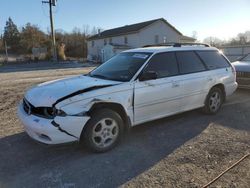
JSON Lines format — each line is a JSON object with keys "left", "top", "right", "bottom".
{"left": 143, "top": 42, "right": 210, "bottom": 48}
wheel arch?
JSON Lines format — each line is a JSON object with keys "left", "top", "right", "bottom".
{"left": 211, "top": 83, "right": 226, "bottom": 101}
{"left": 206, "top": 83, "right": 226, "bottom": 104}
{"left": 86, "top": 102, "right": 132, "bottom": 132}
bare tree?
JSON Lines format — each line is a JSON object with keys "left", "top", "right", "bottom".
{"left": 203, "top": 36, "right": 223, "bottom": 46}
{"left": 192, "top": 31, "right": 198, "bottom": 40}
{"left": 82, "top": 25, "right": 90, "bottom": 36}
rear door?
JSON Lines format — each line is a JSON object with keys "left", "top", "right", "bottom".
{"left": 175, "top": 51, "right": 210, "bottom": 111}
{"left": 134, "top": 52, "right": 182, "bottom": 124}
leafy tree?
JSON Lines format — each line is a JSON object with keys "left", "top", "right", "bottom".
{"left": 3, "top": 17, "right": 20, "bottom": 52}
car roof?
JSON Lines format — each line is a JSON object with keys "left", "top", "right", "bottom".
{"left": 124, "top": 46, "right": 219, "bottom": 54}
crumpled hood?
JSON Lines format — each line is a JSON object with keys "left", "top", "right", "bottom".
{"left": 25, "top": 75, "right": 121, "bottom": 107}
{"left": 232, "top": 61, "right": 250, "bottom": 72}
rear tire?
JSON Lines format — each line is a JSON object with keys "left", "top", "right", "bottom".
{"left": 202, "top": 87, "right": 224, "bottom": 114}
{"left": 81, "top": 108, "right": 124, "bottom": 153}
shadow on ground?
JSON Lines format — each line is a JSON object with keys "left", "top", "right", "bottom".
{"left": 0, "top": 92, "right": 249, "bottom": 188}
{"left": 0, "top": 110, "right": 211, "bottom": 188}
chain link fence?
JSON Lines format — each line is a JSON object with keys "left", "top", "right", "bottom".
{"left": 219, "top": 45, "right": 250, "bottom": 62}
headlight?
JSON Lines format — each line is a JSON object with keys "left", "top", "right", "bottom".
{"left": 42, "top": 107, "right": 66, "bottom": 118}
{"left": 56, "top": 109, "right": 67, "bottom": 116}
{"left": 43, "top": 107, "right": 56, "bottom": 118}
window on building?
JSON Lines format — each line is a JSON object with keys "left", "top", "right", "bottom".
{"left": 144, "top": 52, "right": 179, "bottom": 78}
{"left": 196, "top": 51, "right": 230, "bottom": 69}
{"left": 104, "top": 39, "right": 107, "bottom": 45}
{"left": 163, "top": 36, "right": 167, "bottom": 43}
{"left": 109, "top": 38, "right": 112, "bottom": 44}
{"left": 155, "top": 35, "right": 159, "bottom": 44}
{"left": 124, "top": 36, "right": 128, "bottom": 44}
{"left": 91, "top": 41, "right": 95, "bottom": 47}
{"left": 176, "top": 51, "right": 206, "bottom": 74}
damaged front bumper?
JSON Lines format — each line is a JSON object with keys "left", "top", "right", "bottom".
{"left": 17, "top": 103, "right": 90, "bottom": 144}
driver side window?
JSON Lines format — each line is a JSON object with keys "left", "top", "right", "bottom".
{"left": 144, "top": 52, "right": 179, "bottom": 78}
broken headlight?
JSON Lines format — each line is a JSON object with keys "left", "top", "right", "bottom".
{"left": 42, "top": 107, "right": 66, "bottom": 118}
{"left": 56, "top": 109, "right": 67, "bottom": 117}
{"left": 43, "top": 107, "right": 56, "bottom": 118}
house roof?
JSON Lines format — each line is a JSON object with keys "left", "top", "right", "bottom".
{"left": 88, "top": 18, "right": 183, "bottom": 41}
{"left": 104, "top": 43, "right": 132, "bottom": 49}
{"left": 180, "top": 35, "right": 196, "bottom": 41}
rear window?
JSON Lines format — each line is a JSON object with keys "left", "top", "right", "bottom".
{"left": 176, "top": 51, "right": 206, "bottom": 74}
{"left": 197, "top": 51, "right": 230, "bottom": 70}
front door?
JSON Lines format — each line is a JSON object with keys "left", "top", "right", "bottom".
{"left": 134, "top": 52, "right": 181, "bottom": 124}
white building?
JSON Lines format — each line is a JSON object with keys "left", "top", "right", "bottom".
{"left": 87, "top": 18, "right": 195, "bottom": 62}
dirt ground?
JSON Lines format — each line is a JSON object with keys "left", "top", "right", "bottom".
{"left": 0, "top": 66, "right": 249, "bottom": 188}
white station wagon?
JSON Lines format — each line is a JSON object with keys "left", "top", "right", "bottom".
{"left": 18, "top": 43, "right": 238, "bottom": 152}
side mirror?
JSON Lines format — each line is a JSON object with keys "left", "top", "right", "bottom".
{"left": 139, "top": 71, "right": 158, "bottom": 81}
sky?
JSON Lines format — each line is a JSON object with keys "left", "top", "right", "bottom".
{"left": 0, "top": 0, "right": 250, "bottom": 41}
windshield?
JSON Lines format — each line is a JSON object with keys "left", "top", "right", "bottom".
{"left": 241, "top": 54, "right": 250, "bottom": 62}
{"left": 88, "top": 52, "right": 152, "bottom": 82}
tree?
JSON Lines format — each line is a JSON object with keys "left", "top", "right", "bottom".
{"left": 237, "top": 33, "right": 248, "bottom": 45}
{"left": 192, "top": 31, "right": 198, "bottom": 40}
{"left": 203, "top": 36, "right": 223, "bottom": 46}
{"left": 223, "top": 31, "right": 250, "bottom": 46}
{"left": 55, "top": 27, "right": 88, "bottom": 58}
{"left": 19, "top": 23, "right": 48, "bottom": 53}
{"left": 82, "top": 25, "right": 90, "bottom": 36}
{"left": 91, "top": 26, "right": 98, "bottom": 35}
{"left": 91, "top": 26, "right": 103, "bottom": 35}
{"left": 0, "top": 35, "right": 4, "bottom": 53}
{"left": 3, "top": 17, "right": 20, "bottom": 52}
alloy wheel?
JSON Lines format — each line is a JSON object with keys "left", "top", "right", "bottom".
{"left": 91, "top": 118, "right": 119, "bottom": 148}
{"left": 209, "top": 91, "right": 221, "bottom": 112}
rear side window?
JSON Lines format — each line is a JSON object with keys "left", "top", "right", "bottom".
{"left": 176, "top": 51, "right": 206, "bottom": 74}
{"left": 144, "top": 52, "right": 178, "bottom": 78}
{"left": 197, "top": 51, "right": 230, "bottom": 70}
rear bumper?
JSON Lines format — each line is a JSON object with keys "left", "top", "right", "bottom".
{"left": 17, "top": 102, "right": 90, "bottom": 144}
{"left": 225, "top": 82, "right": 238, "bottom": 96}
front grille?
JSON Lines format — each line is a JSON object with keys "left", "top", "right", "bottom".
{"left": 237, "top": 71, "right": 250, "bottom": 78}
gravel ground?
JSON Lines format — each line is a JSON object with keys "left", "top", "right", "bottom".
{"left": 0, "top": 67, "right": 249, "bottom": 188}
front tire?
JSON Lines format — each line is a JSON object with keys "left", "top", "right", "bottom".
{"left": 81, "top": 109, "right": 124, "bottom": 152}
{"left": 203, "top": 87, "right": 224, "bottom": 114}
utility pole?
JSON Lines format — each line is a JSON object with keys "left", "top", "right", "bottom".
{"left": 42, "top": 0, "right": 57, "bottom": 62}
